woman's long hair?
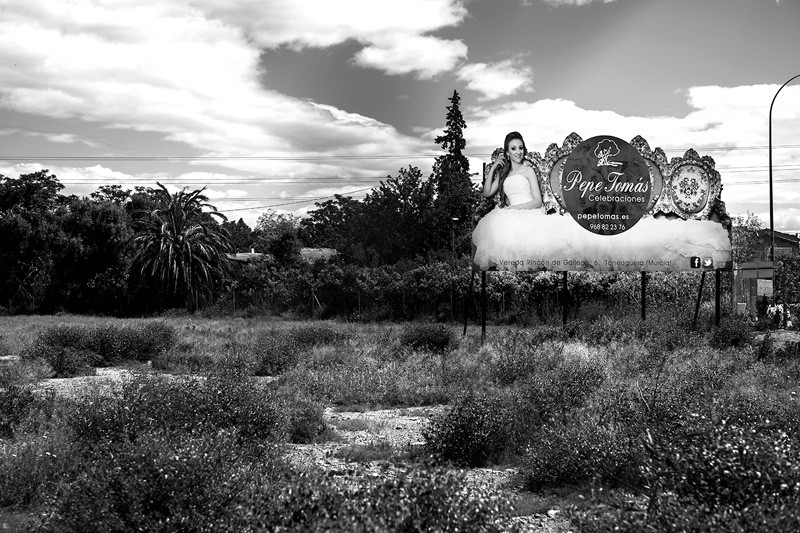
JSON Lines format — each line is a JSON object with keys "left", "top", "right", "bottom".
{"left": 496, "top": 131, "right": 527, "bottom": 207}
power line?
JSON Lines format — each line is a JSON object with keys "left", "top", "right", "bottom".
{"left": 1, "top": 144, "right": 799, "bottom": 162}
{"left": 44, "top": 165, "right": 800, "bottom": 187}
{"left": 221, "top": 187, "right": 375, "bottom": 212}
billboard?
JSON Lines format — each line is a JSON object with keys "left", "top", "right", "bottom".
{"left": 472, "top": 133, "right": 732, "bottom": 272}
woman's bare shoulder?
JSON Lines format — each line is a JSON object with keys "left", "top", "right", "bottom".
{"left": 522, "top": 165, "right": 538, "bottom": 179}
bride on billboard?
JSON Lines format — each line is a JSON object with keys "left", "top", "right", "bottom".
{"left": 472, "top": 131, "right": 579, "bottom": 270}
{"left": 482, "top": 131, "right": 543, "bottom": 211}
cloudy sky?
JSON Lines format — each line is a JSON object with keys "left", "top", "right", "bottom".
{"left": 1, "top": 0, "right": 799, "bottom": 231}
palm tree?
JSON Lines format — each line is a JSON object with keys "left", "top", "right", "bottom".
{"left": 131, "top": 183, "right": 232, "bottom": 312}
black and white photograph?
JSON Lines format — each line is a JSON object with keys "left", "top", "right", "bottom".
{"left": 1, "top": 0, "right": 800, "bottom": 531}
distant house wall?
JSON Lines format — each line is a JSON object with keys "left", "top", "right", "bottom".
{"left": 227, "top": 252, "right": 266, "bottom": 263}
{"left": 299, "top": 248, "right": 337, "bottom": 262}
{"left": 757, "top": 230, "right": 799, "bottom": 260}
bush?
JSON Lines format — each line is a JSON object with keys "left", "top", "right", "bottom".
{"left": 65, "top": 373, "right": 289, "bottom": 447}
{"left": 423, "top": 390, "right": 519, "bottom": 467}
{"left": 252, "top": 329, "right": 302, "bottom": 376}
{"left": 710, "top": 315, "right": 755, "bottom": 349}
{"left": 0, "top": 384, "right": 55, "bottom": 439}
{"left": 522, "top": 421, "right": 643, "bottom": 491}
{"left": 130, "top": 321, "right": 177, "bottom": 361}
{"left": 653, "top": 419, "right": 800, "bottom": 511}
{"left": 22, "top": 322, "right": 176, "bottom": 374}
{"left": 489, "top": 333, "right": 564, "bottom": 386}
{"left": 572, "top": 417, "right": 800, "bottom": 532}
{"left": 0, "top": 430, "right": 80, "bottom": 508}
{"left": 516, "top": 358, "right": 606, "bottom": 428}
{"left": 237, "top": 465, "right": 517, "bottom": 533}
{"left": 399, "top": 323, "right": 454, "bottom": 353}
{"left": 35, "top": 430, "right": 288, "bottom": 533}
{"left": 289, "top": 324, "right": 349, "bottom": 347}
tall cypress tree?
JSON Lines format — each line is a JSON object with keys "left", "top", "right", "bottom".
{"left": 431, "top": 90, "right": 478, "bottom": 255}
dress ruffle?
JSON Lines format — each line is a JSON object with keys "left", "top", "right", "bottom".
{"left": 472, "top": 208, "right": 731, "bottom": 271}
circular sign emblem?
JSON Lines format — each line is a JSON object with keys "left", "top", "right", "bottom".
{"left": 561, "top": 135, "right": 651, "bottom": 235}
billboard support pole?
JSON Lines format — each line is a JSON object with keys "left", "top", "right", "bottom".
{"left": 481, "top": 271, "right": 487, "bottom": 343}
{"left": 641, "top": 272, "right": 647, "bottom": 321}
{"left": 463, "top": 270, "right": 474, "bottom": 336}
{"left": 715, "top": 270, "right": 721, "bottom": 327}
{"left": 562, "top": 271, "right": 568, "bottom": 325}
{"left": 693, "top": 271, "right": 706, "bottom": 329}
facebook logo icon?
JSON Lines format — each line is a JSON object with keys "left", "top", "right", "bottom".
{"left": 690, "top": 257, "right": 701, "bottom": 268}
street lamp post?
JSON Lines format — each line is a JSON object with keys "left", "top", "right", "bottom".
{"left": 769, "top": 73, "right": 800, "bottom": 262}
{"left": 769, "top": 74, "right": 800, "bottom": 329}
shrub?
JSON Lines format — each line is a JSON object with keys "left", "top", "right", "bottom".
{"left": 569, "top": 417, "right": 800, "bottom": 532}
{"left": 41, "top": 346, "right": 100, "bottom": 377}
{"left": 289, "top": 324, "right": 349, "bottom": 347}
{"left": 129, "top": 321, "right": 176, "bottom": 361}
{"left": 278, "top": 389, "right": 328, "bottom": 444}
{"left": 0, "top": 359, "right": 47, "bottom": 389}
{"left": 22, "top": 322, "right": 176, "bottom": 372}
{"left": 423, "top": 389, "right": 519, "bottom": 467}
{"left": 576, "top": 315, "right": 643, "bottom": 346}
{"left": 758, "top": 329, "right": 775, "bottom": 360}
{"left": 65, "top": 373, "right": 289, "bottom": 447}
{"left": 489, "top": 335, "right": 564, "bottom": 386}
{"left": 0, "top": 384, "right": 55, "bottom": 439}
{"left": 710, "top": 315, "right": 754, "bottom": 349}
{"left": 252, "top": 329, "right": 302, "bottom": 376}
{"left": 653, "top": 419, "right": 800, "bottom": 511}
{"left": 237, "top": 465, "right": 517, "bottom": 533}
{"left": 521, "top": 421, "right": 643, "bottom": 491}
{"left": 0, "top": 430, "right": 80, "bottom": 508}
{"left": 399, "top": 323, "right": 454, "bottom": 353}
{"left": 516, "top": 358, "right": 606, "bottom": 429}
{"left": 35, "top": 430, "right": 288, "bottom": 533}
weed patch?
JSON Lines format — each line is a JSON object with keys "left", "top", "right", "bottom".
{"left": 399, "top": 323, "right": 454, "bottom": 353}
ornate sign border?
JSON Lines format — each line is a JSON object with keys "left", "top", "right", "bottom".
{"left": 483, "top": 133, "right": 727, "bottom": 223}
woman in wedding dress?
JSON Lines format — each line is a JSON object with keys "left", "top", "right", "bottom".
{"left": 472, "top": 131, "right": 564, "bottom": 270}
{"left": 482, "top": 131, "right": 543, "bottom": 211}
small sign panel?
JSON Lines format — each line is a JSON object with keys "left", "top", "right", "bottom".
{"left": 561, "top": 136, "right": 652, "bottom": 236}
{"left": 757, "top": 279, "right": 774, "bottom": 297}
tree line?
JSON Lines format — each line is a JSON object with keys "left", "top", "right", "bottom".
{"left": 0, "top": 91, "right": 480, "bottom": 316}
{"left": 1, "top": 90, "right": 791, "bottom": 320}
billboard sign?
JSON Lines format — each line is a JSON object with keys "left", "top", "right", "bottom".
{"left": 472, "top": 133, "right": 732, "bottom": 272}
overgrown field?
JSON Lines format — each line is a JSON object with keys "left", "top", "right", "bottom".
{"left": 1, "top": 311, "right": 799, "bottom": 532}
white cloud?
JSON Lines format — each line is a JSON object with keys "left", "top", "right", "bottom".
{"left": 541, "top": 0, "right": 616, "bottom": 6}
{"left": 204, "top": 187, "right": 249, "bottom": 200}
{"left": 457, "top": 59, "right": 534, "bottom": 101}
{"left": 0, "top": 127, "right": 97, "bottom": 146}
{"left": 353, "top": 34, "right": 467, "bottom": 79}
{"left": 0, "top": 0, "right": 432, "bottom": 177}
{"left": 197, "top": 0, "right": 469, "bottom": 78}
